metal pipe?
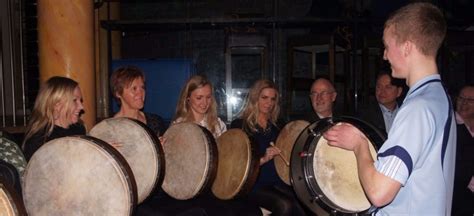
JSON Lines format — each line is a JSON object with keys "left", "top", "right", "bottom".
{"left": 19, "top": 0, "right": 27, "bottom": 125}
{"left": 272, "top": 0, "right": 277, "bottom": 82}
{"left": 101, "top": 17, "right": 354, "bottom": 31}
{"left": 107, "top": 2, "right": 112, "bottom": 116}
{"left": 1, "top": 39, "right": 5, "bottom": 127}
{"left": 352, "top": 21, "right": 358, "bottom": 114}
{"left": 7, "top": 0, "right": 16, "bottom": 126}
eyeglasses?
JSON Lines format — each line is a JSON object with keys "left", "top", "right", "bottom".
{"left": 457, "top": 96, "right": 474, "bottom": 104}
{"left": 310, "top": 91, "right": 334, "bottom": 98}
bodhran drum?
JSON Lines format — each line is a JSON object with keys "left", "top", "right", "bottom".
{"left": 211, "top": 129, "right": 259, "bottom": 200}
{"left": 23, "top": 136, "right": 137, "bottom": 216}
{"left": 0, "top": 181, "right": 26, "bottom": 216}
{"left": 162, "top": 122, "right": 218, "bottom": 200}
{"left": 291, "top": 117, "right": 386, "bottom": 215}
{"left": 274, "top": 120, "right": 310, "bottom": 185}
{"left": 89, "top": 117, "right": 164, "bottom": 203}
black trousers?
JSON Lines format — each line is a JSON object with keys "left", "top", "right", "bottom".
{"left": 135, "top": 191, "right": 262, "bottom": 216}
{"left": 249, "top": 184, "right": 308, "bottom": 216}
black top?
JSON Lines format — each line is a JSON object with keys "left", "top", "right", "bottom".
{"left": 230, "top": 118, "right": 284, "bottom": 190}
{"left": 452, "top": 123, "right": 474, "bottom": 215}
{"left": 23, "top": 123, "right": 86, "bottom": 161}
{"left": 145, "top": 112, "right": 167, "bottom": 137}
{"left": 358, "top": 103, "right": 386, "bottom": 133}
{"left": 302, "top": 111, "right": 321, "bottom": 123}
{"left": 301, "top": 110, "right": 342, "bottom": 124}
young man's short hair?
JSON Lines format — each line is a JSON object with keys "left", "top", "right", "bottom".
{"left": 385, "top": 2, "right": 446, "bottom": 57}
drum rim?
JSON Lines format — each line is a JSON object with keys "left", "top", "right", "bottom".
{"left": 90, "top": 117, "right": 165, "bottom": 203}
{"left": 212, "top": 128, "right": 260, "bottom": 200}
{"left": 196, "top": 125, "right": 219, "bottom": 197}
{"left": 232, "top": 130, "right": 260, "bottom": 199}
{"left": 23, "top": 135, "right": 138, "bottom": 216}
{"left": 291, "top": 117, "right": 385, "bottom": 215}
{"left": 118, "top": 117, "right": 165, "bottom": 201}
{"left": 0, "top": 181, "right": 27, "bottom": 216}
{"left": 133, "top": 118, "right": 166, "bottom": 201}
{"left": 275, "top": 120, "right": 310, "bottom": 185}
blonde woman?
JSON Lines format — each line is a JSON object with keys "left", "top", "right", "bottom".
{"left": 110, "top": 66, "right": 166, "bottom": 137}
{"left": 173, "top": 74, "right": 226, "bottom": 138}
{"left": 148, "top": 75, "right": 262, "bottom": 216}
{"left": 22, "top": 76, "right": 85, "bottom": 161}
{"left": 231, "top": 79, "right": 307, "bottom": 216}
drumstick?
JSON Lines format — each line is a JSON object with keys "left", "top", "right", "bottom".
{"left": 270, "top": 142, "right": 290, "bottom": 167}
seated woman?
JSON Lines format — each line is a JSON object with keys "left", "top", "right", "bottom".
{"left": 140, "top": 75, "right": 261, "bottom": 216}
{"left": 231, "top": 79, "right": 307, "bottom": 216}
{"left": 109, "top": 66, "right": 166, "bottom": 137}
{"left": 22, "top": 76, "right": 86, "bottom": 161}
{"left": 172, "top": 74, "right": 226, "bottom": 137}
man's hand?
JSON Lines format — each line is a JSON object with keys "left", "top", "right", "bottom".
{"left": 323, "top": 123, "right": 368, "bottom": 152}
{"left": 468, "top": 176, "right": 474, "bottom": 193}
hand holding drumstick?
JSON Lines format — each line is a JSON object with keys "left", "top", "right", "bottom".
{"left": 270, "top": 142, "right": 290, "bottom": 167}
{"left": 260, "top": 143, "right": 280, "bottom": 165}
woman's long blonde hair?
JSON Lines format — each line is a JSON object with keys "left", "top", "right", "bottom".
{"left": 239, "top": 79, "right": 280, "bottom": 132}
{"left": 22, "top": 77, "right": 79, "bottom": 149}
{"left": 173, "top": 75, "right": 219, "bottom": 134}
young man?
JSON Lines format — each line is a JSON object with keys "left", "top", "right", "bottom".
{"left": 323, "top": 2, "right": 456, "bottom": 215}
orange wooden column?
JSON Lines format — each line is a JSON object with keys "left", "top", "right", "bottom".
{"left": 38, "top": 0, "right": 96, "bottom": 130}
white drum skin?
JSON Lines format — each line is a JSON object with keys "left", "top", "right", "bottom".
{"left": 290, "top": 117, "right": 386, "bottom": 215}
{"left": 89, "top": 117, "right": 164, "bottom": 203}
{"left": 162, "top": 122, "right": 218, "bottom": 200}
{"left": 23, "top": 136, "right": 136, "bottom": 216}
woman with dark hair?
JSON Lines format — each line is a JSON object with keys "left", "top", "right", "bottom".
{"left": 110, "top": 65, "right": 166, "bottom": 137}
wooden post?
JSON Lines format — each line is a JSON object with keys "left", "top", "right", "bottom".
{"left": 37, "top": 0, "right": 96, "bottom": 130}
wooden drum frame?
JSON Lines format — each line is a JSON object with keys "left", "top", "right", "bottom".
{"left": 211, "top": 128, "right": 259, "bottom": 200}
{"left": 274, "top": 120, "right": 310, "bottom": 185}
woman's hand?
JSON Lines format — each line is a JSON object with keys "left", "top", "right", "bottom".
{"left": 260, "top": 146, "right": 281, "bottom": 165}
{"left": 109, "top": 141, "right": 123, "bottom": 149}
{"left": 158, "top": 136, "right": 166, "bottom": 145}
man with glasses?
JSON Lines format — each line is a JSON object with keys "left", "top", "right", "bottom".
{"left": 305, "top": 78, "right": 337, "bottom": 122}
{"left": 452, "top": 85, "right": 474, "bottom": 215}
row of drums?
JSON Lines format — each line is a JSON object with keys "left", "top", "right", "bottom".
{"left": 3, "top": 116, "right": 386, "bottom": 215}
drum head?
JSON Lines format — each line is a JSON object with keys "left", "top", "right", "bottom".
{"left": 89, "top": 117, "right": 164, "bottom": 203}
{"left": 313, "top": 134, "right": 377, "bottom": 212}
{"left": 0, "top": 181, "right": 26, "bottom": 216}
{"left": 23, "top": 136, "right": 136, "bottom": 216}
{"left": 291, "top": 117, "right": 385, "bottom": 215}
{"left": 162, "top": 122, "right": 217, "bottom": 200}
{"left": 275, "top": 120, "right": 309, "bottom": 185}
{"left": 211, "top": 129, "right": 259, "bottom": 200}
